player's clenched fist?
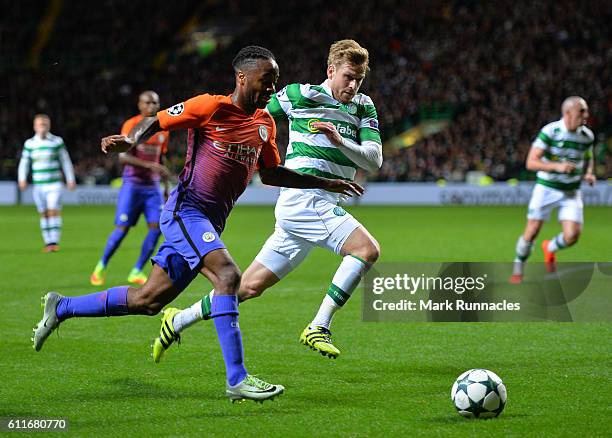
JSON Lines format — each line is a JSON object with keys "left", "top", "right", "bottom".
{"left": 555, "top": 162, "right": 576, "bottom": 174}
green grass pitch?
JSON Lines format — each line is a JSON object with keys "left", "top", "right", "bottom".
{"left": 2, "top": 205, "right": 611, "bottom": 436}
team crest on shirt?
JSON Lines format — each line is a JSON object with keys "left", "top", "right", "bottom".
{"left": 333, "top": 206, "right": 347, "bottom": 216}
{"left": 167, "top": 103, "right": 184, "bottom": 116}
{"left": 202, "top": 232, "right": 216, "bottom": 242}
{"left": 258, "top": 125, "right": 269, "bottom": 142}
{"left": 345, "top": 103, "right": 357, "bottom": 115}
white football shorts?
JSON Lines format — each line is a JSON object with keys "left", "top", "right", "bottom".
{"left": 527, "top": 183, "right": 583, "bottom": 224}
{"left": 32, "top": 183, "right": 63, "bottom": 213}
{"left": 255, "top": 189, "right": 361, "bottom": 279}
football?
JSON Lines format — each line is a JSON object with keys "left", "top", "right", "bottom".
{"left": 451, "top": 369, "right": 507, "bottom": 418}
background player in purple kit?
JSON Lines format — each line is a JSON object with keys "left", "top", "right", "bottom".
{"left": 89, "top": 91, "right": 170, "bottom": 286}
{"left": 32, "top": 46, "right": 363, "bottom": 403}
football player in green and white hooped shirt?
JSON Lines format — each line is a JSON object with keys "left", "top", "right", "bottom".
{"left": 510, "top": 97, "right": 595, "bottom": 283}
{"left": 151, "top": 39, "right": 382, "bottom": 362}
{"left": 18, "top": 114, "right": 76, "bottom": 252}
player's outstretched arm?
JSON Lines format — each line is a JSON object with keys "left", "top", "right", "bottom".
{"left": 259, "top": 166, "right": 364, "bottom": 197}
{"left": 101, "top": 116, "right": 161, "bottom": 154}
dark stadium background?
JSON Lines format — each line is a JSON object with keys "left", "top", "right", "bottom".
{"left": 1, "top": 0, "right": 610, "bottom": 184}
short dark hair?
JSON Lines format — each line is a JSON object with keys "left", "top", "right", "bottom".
{"left": 232, "top": 46, "right": 275, "bottom": 72}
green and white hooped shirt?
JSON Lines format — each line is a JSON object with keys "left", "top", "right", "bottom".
{"left": 267, "top": 81, "right": 381, "bottom": 202}
{"left": 18, "top": 133, "right": 75, "bottom": 186}
{"left": 532, "top": 119, "right": 594, "bottom": 191}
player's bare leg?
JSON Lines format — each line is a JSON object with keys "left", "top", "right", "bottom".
{"left": 510, "top": 219, "right": 543, "bottom": 284}
{"left": 33, "top": 264, "right": 177, "bottom": 351}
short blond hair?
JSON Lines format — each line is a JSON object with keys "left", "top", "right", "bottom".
{"left": 327, "top": 39, "right": 369, "bottom": 71}
{"left": 33, "top": 113, "right": 50, "bottom": 122}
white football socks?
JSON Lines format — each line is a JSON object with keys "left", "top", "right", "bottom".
{"left": 48, "top": 216, "right": 62, "bottom": 244}
{"left": 547, "top": 233, "right": 568, "bottom": 253}
{"left": 172, "top": 290, "right": 214, "bottom": 333}
{"left": 40, "top": 217, "right": 52, "bottom": 245}
{"left": 310, "top": 255, "right": 369, "bottom": 329}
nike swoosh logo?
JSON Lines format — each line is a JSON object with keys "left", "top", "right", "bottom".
{"left": 241, "top": 387, "right": 276, "bottom": 394}
{"left": 215, "top": 126, "right": 226, "bottom": 131}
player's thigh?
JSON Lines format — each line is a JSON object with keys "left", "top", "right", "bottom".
{"left": 527, "top": 184, "right": 563, "bottom": 222}
{"left": 115, "top": 184, "right": 145, "bottom": 227}
{"left": 45, "top": 187, "right": 63, "bottom": 213}
{"left": 276, "top": 195, "right": 359, "bottom": 253}
{"left": 151, "top": 240, "right": 199, "bottom": 294}
{"left": 143, "top": 187, "right": 164, "bottom": 225}
{"left": 32, "top": 186, "right": 47, "bottom": 213}
{"left": 308, "top": 202, "right": 368, "bottom": 256}
{"left": 339, "top": 225, "right": 380, "bottom": 262}
{"left": 159, "top": 207, "right": 226, "bottom": 272}
{"left": 254, "top": 224, "right": 314, "bottom": 280}
{"left": 558, "top": 191, "right": 584, "bottom": 225}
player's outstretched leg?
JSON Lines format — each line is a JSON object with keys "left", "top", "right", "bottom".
{"left": 32, "top": 292, "right": 63, "bottom": 351}
{"left": 33, "top": 265, "right": 180, "bottom": 351}
{"left": 32, "top": 286, "right": 130, "bottom": 351}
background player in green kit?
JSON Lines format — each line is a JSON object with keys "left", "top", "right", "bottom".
{"left": 510, "top": 96, "right": 596, "bottom": 283}
{"left": 18, "top": 114, "right": 76, "bottom": 252}
{"left": 153, "top": 39, "right": 383, "bottom": 361}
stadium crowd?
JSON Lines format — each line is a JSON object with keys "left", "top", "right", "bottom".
{"left": 1, "top": 0, "right": 610, "bottom": 183}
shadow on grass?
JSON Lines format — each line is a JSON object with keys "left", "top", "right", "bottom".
{"left": 71, "top": 378, "right": 299, "bottom": 416}
{"left": 425, "top": 412, "right": 529, "bottom": 424}
{"left": 74, "top": 377, "right": 219, "bottom": 402}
